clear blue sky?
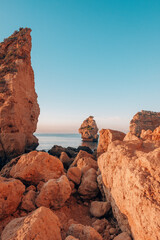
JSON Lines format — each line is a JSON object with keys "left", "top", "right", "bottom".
{"left": 0, "top": 0, "right": 160, "bottom": 133}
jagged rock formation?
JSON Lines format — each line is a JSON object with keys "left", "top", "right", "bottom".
{"left": 97, "top": 129, "right": 126, "bottom": 157}
{"left": 140, "top": 126, "right": 160, "bottom": 141}
{"left": 98, "top": 139, "right": 160, "bottom": 240}
{"left": 79, "top": 116, "right": 98, "bottom": 142}
{"left": 130, "top": 110, "right": 160, "bottom": 137}
{"left": 0, "top": 28, "right": 40, "bottom": 168}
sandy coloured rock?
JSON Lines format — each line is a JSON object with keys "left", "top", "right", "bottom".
{"left": 140, "top": 126, "right": 160, "bottom": 141}
{"left": 10, "top": 151, "right": 64, "bottom": 185}
{"left": 79, "top": 116, "right": 98, "bottom": 142}
{"left": 36, "top": 175, "right": 71, "bottom": 209}
{"left": 130, "top": 110, "right": 160, "bottom": 137}
{"left": 0, "top": 28, "right": 40, "bottom": 168}
{"left": 70, "top": 150, "right": 95, "bottom": 168}
{"left": 68, "top": 223, "right": 103, "bottom": 240}
{"left": 113, "top": 232, "right": 131, "bottom": 240}
{"left": 97, "top": 129, "right": 125, "bottom": 157}
{"left": 90, "top": 201, "right": 111, "bottom": 218}
{"left": 98, "top": 140, "right": 160, "bottom": 240}
{"left": 1, "top": 206, "right": 62, "bottom": 240}
{"left": 21, "top": 190, "right": 36, "bottom": 212}
{"left": 0, "top": 176, "right": 25, "bottom": 219}
{"left": 78, "top": 168, "right": 99, "bottom": 199}
{"left": 92, "top": 218, "right": 109, "bottom": 233}
{"left": 67, "top": 167, "right": 82, "bottom": 185}
{"left": 77, "top": 157, "right": 98, "bottom": 170}
{"left": 65, "top": 236, "right": 79, "bottom": 240}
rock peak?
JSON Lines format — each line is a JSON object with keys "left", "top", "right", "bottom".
{"left": 79, "top": 116, "right": 98, "bottom": 142}
{"left": 0, "top": 28, "right": 40, "bottom": 168}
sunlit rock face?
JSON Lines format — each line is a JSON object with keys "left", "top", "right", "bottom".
{"left": 79, "top": 116, "right": 98, "bottom": 142}
{"left": 97, "top": 129, "right": 125, "bottom": 157}
{"left": 0, "top": 28, "right": 40, "bottom": 168}
{"left": 130, "top": 110, "right": 160, "bottom": 137}
{"left": 98, "top": 139, "right": 160, "bottom": 240}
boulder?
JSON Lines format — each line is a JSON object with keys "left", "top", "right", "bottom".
{"left": 113, "top": 232, "right": 131, "bottom": 240}
{"left": 77, "top": 146, "right": 93, "bottom": 154}
{"left": 0, "top": 176, "right": 25, "bottom": 219}
{"left": 10, "top": 151, "right": 64, "bottom": 185}
{"left": 65, "top": 236, "right": 79, "bottom": 240}
{"left": 92, "top": 218, "right": 109, "bottom": 233}
{"left": 68, "top": 223, "right": 103, "bottom": 240}
{"left": 70, "top": 150, "right": 95, "bottom": 168}
{"left": 60, "top": 152, "right": 73, "bottom": 169}
{"left": 79, "top": 116, "right": 98, "bottom": 142}
{"left": 1, "top": 206, "right": 62, "bottom": 240}
{"left": 0, "top": 28, "right": 40, "bottom": 168}
{"left": 77, "top": 157, "right": 98, "bottom": 171}
{"left": 78, "top": 168, "right": 99, "bottom": 199}
{"left": 36, "top": 175, "right": 71, "bottom": 209}
{"left": 97, "top": 129, "right": 125, "bottom": 157}
{"left": 90, "top": 201, "right": 111, "bottom": 218}
{"left": 130, "top": 110, "right": 160, "bottom": 137}
{"left": 20, "top": 190, "right": 36, "bottom": 212}
{"left": 67, "top": 167, "right": 82, "bottom": 185}
{"left": 98, "top": 140, "right": 160, "bottom": 240}
{"left": 48, "top": 145, "right": 78, "bottom": 158}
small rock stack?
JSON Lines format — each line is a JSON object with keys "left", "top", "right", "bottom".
{"left": 79, "top": 116, "right": 99, "bottom": 142}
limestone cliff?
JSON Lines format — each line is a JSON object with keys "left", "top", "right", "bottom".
{"left": 0, "top": 28, "right": 40, "bottom": 168}
{"left": 130, "top": 110, "right": 160, "bottom": 137}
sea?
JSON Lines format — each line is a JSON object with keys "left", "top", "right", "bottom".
{"left": 35, "top": 133, "right": 98, "bottom": 152}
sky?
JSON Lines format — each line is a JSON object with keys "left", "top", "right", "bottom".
{"left": 0, "top": 0, "right": 160, "bottom": 133}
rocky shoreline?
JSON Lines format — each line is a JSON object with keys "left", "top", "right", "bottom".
{"left": 0, "top": 29, "right": 160, "bottom": 240}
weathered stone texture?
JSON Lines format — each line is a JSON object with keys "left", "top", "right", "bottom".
{"left": 0, "top": 28, "right": 40, "bottom": 168}
{"left": 130, "top": 110, "right": 160, "bottom": 137}
{"left": 79, "top": 116, "right": 98, "bottom": 142}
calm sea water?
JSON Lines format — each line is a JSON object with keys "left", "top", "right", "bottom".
{"left": 35, "top": 133, "right": 98, "bottom": 152}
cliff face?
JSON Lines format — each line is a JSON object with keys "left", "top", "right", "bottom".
{"left": 98, "top": 139, "right": 160, "bottom": 240}
{"left": 0, "top": 28, "right": 40, "bottom": 168}
{"left": 130, "top": 110, "right": 160, "bottom": 137}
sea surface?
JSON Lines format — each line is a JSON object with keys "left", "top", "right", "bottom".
{"left": 35, "top": 133, "right": 98, "bottom": 152}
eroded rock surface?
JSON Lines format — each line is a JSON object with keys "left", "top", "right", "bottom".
{"left": 130, "top": 110, "right": 160, "bottom": 137}
{"left": 98, "top": 140, "right": 160, "bottom": 240}
{"left": 1, "top": 206, "right": 62, "bottom": 240}
{"left": 0, "top": 28, "right": 40, "bottom": 168}
{"left": 140, "top": 126, "right": 160, "bottom": 141}
{"left": 79, "top": 116, "right": 98, "bottom": 142}
{"left": 10, "top": 151, "right": 64, "bottom": 185}
{"left": 36, "top": 175, "right": 71, "bottom": 209}
{"left": 97, "top": 129, "right": 125, "bottom": 157}
{"left": 0, "top": 176, "right": 25, "bottom": 219}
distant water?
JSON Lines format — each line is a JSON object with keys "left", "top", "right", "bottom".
{"left": 35, "top": 133, "right": 98, "bottom": 152}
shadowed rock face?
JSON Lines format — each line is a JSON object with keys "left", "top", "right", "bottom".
{"left": 130, "top": 110, "right": 160, "bottom": 137}
{"left": 0, "top": 28, "right": 40, "bottom": 168}
{"left": 79, "top": 116, "right": 98, "bottom": 142}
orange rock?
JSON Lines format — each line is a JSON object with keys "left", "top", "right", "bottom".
{"left": 70, "top": 150, "right": 95, "bottom": 168}
{"left": 98, "top": 140, "right": 160, "bottom": 240}
{"left": 76, "top": 157, "right": 98, "bottom": 171}
{"left": 130, "top": 110, "right": 160, "bottom": 137}
{"left": 140, "top": 126, "right": 160, "bottom": 141}
{"left": 68, "top": 223, "right": 103, "bottom": 240}
{"left": 20, "top": 190, "right": 36, "bottom": 212}
{"left": 0, "top": 176, "right": 25, "bottom": 219}
{"left": 0, "top": 28, "right": 40, "bottom": 168}
{"left": 78, "top": 168, "right": 99, "bottom": 199}
{"left": 79, "top": 116, "right": 98, "bottom": 142}
{"left": 67, "top": 167, "right": 82, "bottom": 185}
{"left": 90, "top": 201, "right": 111, "bottom": 218}
{"left": 36, "top": 175, "right": 71, "bottom": 209}
{"left": 97, "top": 129, "right": 125, "bottom": 157}
{"left": 10, "top": 151, "right": 64, "bottom": 185}
{"left": 113, "top": 232, "right": 131, "bottom": 240}
{"left": 1, "top": 206, "right": 62, "bottom": 240}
